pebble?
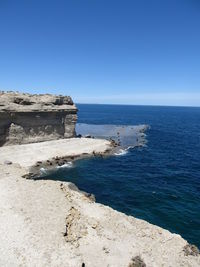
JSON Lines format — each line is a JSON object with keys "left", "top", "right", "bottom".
{"left": 4, "top": 160, "right": 12, "bottom": 165}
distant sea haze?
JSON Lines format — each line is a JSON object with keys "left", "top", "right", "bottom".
{"left": 74, "top": 92, "right": 200, "bottom": 107}
{"left": 46, "top": 104, "right": 200, "bottom": 248}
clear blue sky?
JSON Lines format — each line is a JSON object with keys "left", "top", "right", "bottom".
{"left": 0, "top": 0, "right": 200, "bottom": 106}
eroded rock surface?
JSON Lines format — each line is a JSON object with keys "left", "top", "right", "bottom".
{"left": 0, "top": 138, "right": 112, "bottom": 177}
{"left": 0, "top": 91, "right": 77, "bottom": 146}
{"left": 0, "top": 163, "right": 200, "bottom": 267}
{"left": 0, "top": 138, "right": 199, "bottom": 266}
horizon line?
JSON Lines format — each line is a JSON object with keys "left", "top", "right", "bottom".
{"left": 75, "top": 102, "right": 200, "bottom": 108}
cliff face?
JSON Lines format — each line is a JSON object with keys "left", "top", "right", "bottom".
{"left": 0, "top": 92, "right": 77, "bottom": 146}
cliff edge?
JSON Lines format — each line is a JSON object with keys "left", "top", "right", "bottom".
{"left": 0, "top": 91, "right": 77, "bottom": 146}
{"left": 0, "top": 159, "right": 199, "bottom": 267}
{"left": 0, "top": 92, "right": 199, "bottom": 266}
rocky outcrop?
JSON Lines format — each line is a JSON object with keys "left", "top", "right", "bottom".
{"left": 0, "top": 162, "right": 200, "bottom": 266}
{"left": 0, "top": 128, "right": 199, "bottom": 266}
{"left": 0, "top": 92, "right": 77, "bottom": 146}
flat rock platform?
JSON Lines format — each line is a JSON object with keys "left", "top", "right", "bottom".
{"left": 0, "top": 138, "right": 111, "bottom": 173}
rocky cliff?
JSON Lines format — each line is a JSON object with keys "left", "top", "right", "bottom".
{"left": 0, "top": 92, "right": 77, "bottom": 146}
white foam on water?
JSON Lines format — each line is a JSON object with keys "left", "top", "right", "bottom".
{"left": 39, "top": 162, "right": 73, "bottom": 177}
{"left": 56, "top": 162, "right": 73, "bottom": 169}
{"left": 40, "top": 167, "right": 48, "bottom": 175}
{"left": 127, "top": 145, "right": 135, "bottom": 150}
{"left": 114, "top": 149, "right": 128, "bottom": 156}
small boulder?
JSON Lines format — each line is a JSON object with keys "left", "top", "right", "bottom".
{"left": 4, "top": 160, "right": 12, "bottom": 165}
{"left": 85, "top": 134, "right": 91, "bottom": 138}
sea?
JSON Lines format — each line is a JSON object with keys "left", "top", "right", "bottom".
{"left": 46, "top": 104, "right": 200, "bottom": 248}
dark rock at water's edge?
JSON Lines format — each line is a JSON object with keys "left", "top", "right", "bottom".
{"left": 0, "top": 91, "right": 77, "bottom": 146}
{"left": 76, "top": 123, "right": 149, "bottom": 151}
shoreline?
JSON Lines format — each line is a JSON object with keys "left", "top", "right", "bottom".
{"left": 0, "top": 138, "right": 200, "bottom": 266}
{"left": 0, "top": 137, "right": 113, "bottom": 178}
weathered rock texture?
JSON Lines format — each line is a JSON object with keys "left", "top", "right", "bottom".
{"left": 0, "top": 132, "right": 199, "bottom": 266}
{"left": 0, "top": 91, "right": 77, "bottom": 146}
{"left": 0, "top": 161, "right": 200, "bottom": 266}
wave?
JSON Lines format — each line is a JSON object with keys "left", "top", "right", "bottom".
{"left": 39, "top": 162, "right": 73, "bottom": 176}
{"left": 56, "top": 162, "right": 73, "bottom": 169}
{"left": 39, "top": 167, "right": 48, "bottom": 175}
{"left": 114, "top": 149, "right": 128, "bottom": 156}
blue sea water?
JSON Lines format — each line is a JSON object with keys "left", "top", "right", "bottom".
{"left": 47, "top": 104, "right": 200, "bottom": 248}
